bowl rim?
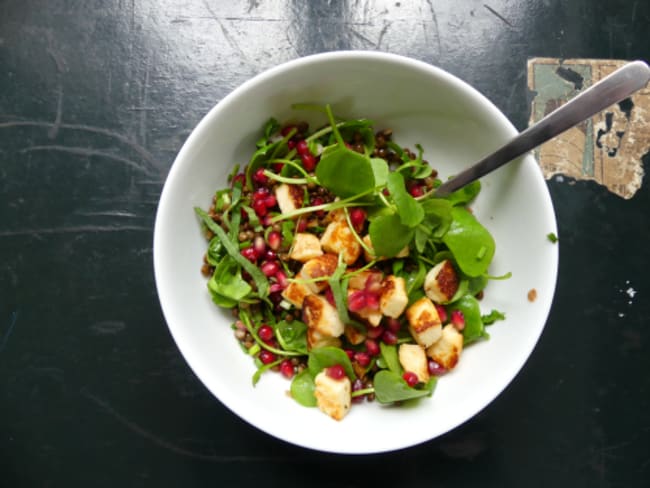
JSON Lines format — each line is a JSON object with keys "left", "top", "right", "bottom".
{"left": 153, "top": 50, "right": 559, "bottom": 454}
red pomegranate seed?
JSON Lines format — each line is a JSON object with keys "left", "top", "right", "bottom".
{"left": 273, "top": 162, "right": 284, "bottom": 172}
{"left": 264, "top": 194, "right": 277, "bottom": 208}
{"left": 296, "top": 219, "right": 307, "bottom": 232}
{"left": 258, "top": 325, "right": 274, "bottom": 342}
{"left": 349, "top": 207, "right": 366, "bottom": 231}
{"left": 450, "top": 310, "right": 465, "bottom": 330}
{"left": 241, "top": 246, "right": 258, "bottom": 262}
{"left": 324, "top": 287, "right": 335, "bottom": 306}
{"left": 366, "top": 325, "right": 384, "bottom": 339}
{"left": 280, "top": 359, "right": 295, "bottom": 379}
{"left": 382, "top": 329, "right": 398, "bottom": 345}
{"left": 354, "top": 351, "right": 371, "bottom": 367}
{"left": 261, "top": 215, "right": 273, "bottom": 227}
{"left": 344, "top": 349, "right": 355, "bottom": 360}
{"left": 253, "top": 167, "right": 269, "bottom": 185}
{"left": 435, "top": 304, "right": 448, "bottom": 324}
{"left": 280, "top": 125, "right": 296, "bottom": 137}
{"left": 253, "top": 199, "right": 267, "bottom": 217}
{"left": 409, "top": 185, "right": 424, "bottom": 197}
{"left": 254, "top": 186, "right": 270, "bottom": 197}
{"left": 403, "top": 371, "right": 419, "bottom": 387}
{"left": 348, "top": 290, "right": 367, "bottom": 312}
{"left": 287, "top": 139, "right": 297, "bottom": 150}
{"left": 365, "top": 273, "right": 383, "bottom": 294}
{"left": 261, "top": 261, "right": 279, "bottom": 277}
{"left": 269, "top": 283, "right": 284, "bottom": 293}
{"left": 265, "top": 249, "right": 277, "bottom": 261}
{"left": 386, "top": 317, "right": 401, "bottom": 333}
{"left": 296, "top": 139, "right": 310, "bottom": 156}
{"left": 253, "top": 235, "right": 266, "bottom": 254}
{"left": 231, "top": 173, "right": 245, "bottom": 187}
{"left": 301, "top": 153, "right": 316, "bottom": 171}
{"left": 267, "top": 231, "right": 282, "bottom": 251}
{"left": 274, "top": 270, "right": 288, "bottom": 288}
{"left": 364, "top": 292, "right": 380, "bottom": 311}
{"left": 365, "top": 339, "right": 380, "bottom": 356}
{"left": 326, "top": 364, "right": 346, "bottom": 380}
{"left": 352, "top": 378, "right": 365, "bottom": 403}
{"left": 259, "top": 350, "right": 276, "bottom": 364}
{"left": 428, "top": 359, "right": 447, "bottom": 376}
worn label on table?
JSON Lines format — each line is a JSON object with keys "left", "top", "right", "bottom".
{"left": 528, "top": 57, "right": 650, "bottom": 199}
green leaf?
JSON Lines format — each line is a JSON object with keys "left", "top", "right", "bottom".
{"left": 379, "top": 343, "right": 401, "bottom": 375}
{"left": 207, "top": 256, "right": 253, "bottom": 307}
{"left": 481, "top": 309, "right": 506, "bottom": 325}
{"left": 255, "top": 117, "right": 281, "bottom": 148}
{"left": 368, "top": 213, "right": 415, "bottom": 258}
{"left": 252, "top": 357, "right": 283, "bottom": 386}
{"left": 448, "top": 295, "right": 488, "bottom": 345}
{"left": 275, "top": 320, "right": 308, "bottom": 354}
{"left": 444, "top": 180, "right": 481, "bottom": 206}
{"left": 386, "top": 172, "right": 424, "bottom": 228}
{"left": 290, "top": 369, "right": 317, "bottom": 407}
{"left": 547, "top": 232, "right": 559, "bottom": 243}
{"left": 373, "top": 370, "right": 437, "bottom": 404}
{"left": 370, "top": 157, "right": 389, "bottom": 187}
{"left": 195, "top": 207, "right": 270, "bottom": 298}
{"left": 442, "top": 207, "right": 495, "bottom": 277}
{"left": 308, "top": 347, "right": 355, "bottom": 381}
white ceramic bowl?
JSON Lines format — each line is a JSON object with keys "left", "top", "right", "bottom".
{"left": 154, "top": 51, "right": 558, "bottom": 454}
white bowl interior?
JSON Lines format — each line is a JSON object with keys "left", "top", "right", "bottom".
{"left": 154, "top": 51, "right": 558, "bottom": 454}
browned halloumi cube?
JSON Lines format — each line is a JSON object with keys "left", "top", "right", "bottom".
{"left": 379, "top": 275, "right": 408, "bottom": 318}
{"left": 347, "top": 289, "right": 382, "bottom": 327}
{"left": 289, "top": 232, "right": 323, "bottom": 262}
{"left": 298, "top": 253, "right": 339, "bottom": 293}
{"left": 426, "top": 324, "right": 464, "bottom": 370}
{"left": 406, "top": 297, "right": 442, "bottom": 347}
{"left": 302, "top": 294, "right": 345, "bottom": 339}
{"left": 281, "top": 281, "right": 312, "bottom": 309}
{"left": 344, "top": 324, "right": 366, "bottom": 345}
{"left": 307, "top": 328, "right": 342, "bottom": 350}
{"left": 314, "top": 370, "right": 351, "bottom": 421}
{"left": 320, "top": 221, "right": 361, "bottom": 265}
{"left": 347, "top": 269, "right": 381, "bottom": 291}
{"left": 275, "top": 183, "right": 303, "bottom": 215}
{"left": 398, "top": 343, "right": 430, "bottom": 383}
{"left": 362, "top": 235, "right": 409, "bottom": 261}
{"left": 424, "top": 259, "right": 460, "bottom": 304}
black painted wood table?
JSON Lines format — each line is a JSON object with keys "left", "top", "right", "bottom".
{"left": 2, "top": 1, "right": 649, "bottom": 486}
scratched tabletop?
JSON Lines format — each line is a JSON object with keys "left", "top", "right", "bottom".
{"left": 2, "top": 1, "right": 649, "bottom": 486}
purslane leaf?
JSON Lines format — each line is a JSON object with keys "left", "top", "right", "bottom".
{"left": 386, "top": 172, "right": 424, "bottom": 228}
{"left": 368, "top": 213, "right": 414, "bottom": 258}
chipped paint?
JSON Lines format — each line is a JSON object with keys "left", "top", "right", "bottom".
{"left": 528, "top": 58, "right": 650, "bottom": 199}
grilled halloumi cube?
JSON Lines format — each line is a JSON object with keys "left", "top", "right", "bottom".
{"left": 362, "top": 235, "right": 410, "bottom": 261}
{"left": 298, "top": 253, "right": 338, "bottom": 293}
{"left": 307, "top": 328, "right": 342, "bottom": 350}
{"left": 320, "top": 221, "right": 361, "bottom": 265}
{"left": 398, "top": 344, "right": 430, "bottom": 383}
{"left": 281, "top": 281, "right": 312, "bottom": 309}
{"left": 275, "top": 183, "right": 303, "bottom": 215}
{"left": 289, "top": 232, "right": 323, "bottom": 262}
{"left": 426, "top": 324, "right": 464, "bottom": 370}
{"left": 344, "top": 324, "right": 366, "bottom": 345}
{"left": 379, "top": 275, "right": 408, "bottom": 318}
{"left": 424, "top": 259, "right": 459, "bottom": 304}
{"left": 406, "top": 297, "right": 442, "bottom": 347}
{"left": 347, "top": 269, "right": 381, "bottom": 291}
{"left": 302, "top": 294, "right": 345, "bottom": 338}
{"left": 314, "top": 370, "right": 351, "bottom": 421}
{"left": 346, "top": 289, "right": 382, "bottom": 327}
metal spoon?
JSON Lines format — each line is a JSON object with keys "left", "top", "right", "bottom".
{"left": 434, "top": 60, "right": 650, "bottom": 197}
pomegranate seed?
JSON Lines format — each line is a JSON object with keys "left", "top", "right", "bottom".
{"left": 275, "top": 270, "right": 288, "bottom": 288}
{"left": 450, "top": 310, "right": 465, "bottom": 330}
{"left": 428, "top": 359, "right": 447, "bottom": 376}
{"left": 354, "top": 351, "right": 371, "bottom": 367}
{"left": 435, "top": 304, "right": 448, "bottom": 324}
{"left": 349, "top": 207, "right": 366, "bottom": 231}
{"left": 280, "top": 359, "right": 295, "bottom": 379}
{"left": 253, "top": 235, "right": 266, "bottom": 255}
{"left": 296, "top": 219, "right": 307, "bottom": 232}
{"left": 261, "top": 261, "right": 279, "bottom": 277}
{"left": 269, "top": 283, "right": 284, "bottom": 293}
{"left": 267, "top": 231, "right": 282, "bottom": 251}
{"left": 254, "top": 186, "right": 270, "bottom": 198}
{"left": 365, "top": 273, "right": 383, "bottom": 294}
{"left": 409, "top": 185, "right": 424, "bottom": 197}
{"left": 265, "top": 249, "right": 277, "bottom": 261}
{"left": 365, "top": 339, "right": 380, "bottom": 356}
{"left": 348, "top": 290, "right": 367, "bottom": 312}
{"left": 273, "top": 162, "right": 284, "bottom": 172}
{"left": 366, "top": 325, "right": 384, "bottom": 339}
{"left": 326, "top": 364, "right": 346, "bottom": 380}
{"left": 344, "top": 349, "right": 355, "bottom": 360}
{"left": 258, "top": 325, "right": 274, "bottom": 342}
{"left": 259, "top": 350, "right": 276, "bottom": 364}
{"left": 264, "top": 194, "right": 277, "bottom": 208}
{"left": 296, "top": 139, "right": 310, "bottom": 156}
{"left": 364, "top": 292, "right": 380, "bottom": 311}
{"left": 253, "top": 168, "right": 269, "bottom": 185}
{"left": 310, "top": 196, "right": 324, "bottom": 207}
{"left": 352, "top": 378, "right": 365, "bottom": 403}
{"left": 324, "top": 287, "right": 335, "bottom": 306}
{"left": 403, "top": 371, "right": 419, "bottom": 387}
{"left": 262, "top": 215, "right": 273, "bottom": 227}
{"left": 231, "top": 173, "right": 245, "bottom": 187}
{"left": 382, "top": 329, "right": 398, "bottom": 345}
{"left": 287, "top": 139, "right": 297, "bottom": 150}
{"left": 301, "top": 153, "right": 316, "bottom": 171}
{"left": 241, "top": 246, "right": 258, "bottom": 262}
{"left": 280, "top": 125, "right": 296, "bottom": 137}
{"left": 386, "top": 317, "right": 401, "bottom": 333}
{"left": 253, "top": 199, "right": 267, "bottom": 217}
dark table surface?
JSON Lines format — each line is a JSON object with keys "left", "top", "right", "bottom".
{"left": 2, "top": 1, "right": 649, "bottom": 486}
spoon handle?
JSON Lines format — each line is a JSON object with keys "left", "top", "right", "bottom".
{"left": 434, "top": 60, "right": 650, "bottom": 197}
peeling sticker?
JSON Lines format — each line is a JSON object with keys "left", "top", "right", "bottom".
{"left": 528, "top": 58, "right": 650, "bottom": 199}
